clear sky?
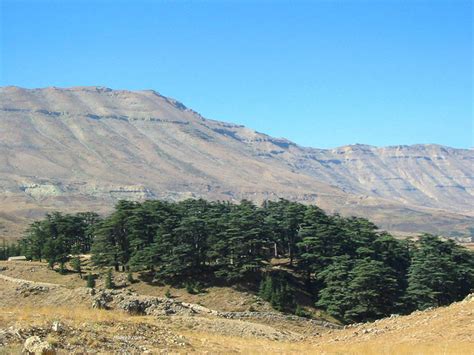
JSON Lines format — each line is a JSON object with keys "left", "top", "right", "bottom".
{"left": 1, "top": 0, "right": 472, "bottom": 149}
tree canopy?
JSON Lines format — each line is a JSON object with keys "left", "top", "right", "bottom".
{"left": 19, "top": 198, "right": 474, "bottom": 323}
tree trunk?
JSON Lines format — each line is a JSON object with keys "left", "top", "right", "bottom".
{"left": 289, "top": 242, "right": 293, "bottom": 266}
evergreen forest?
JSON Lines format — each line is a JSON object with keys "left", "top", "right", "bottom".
{"left": 11, "top": 199, "right": 474, "bottom": 323}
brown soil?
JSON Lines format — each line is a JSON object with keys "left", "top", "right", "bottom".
{"left": 0, "top": 260, "right": 473, "bottom": 354}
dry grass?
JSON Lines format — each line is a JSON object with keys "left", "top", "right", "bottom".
{"left": 180, "top": 332, "right": 473, "bottom": 354}
{"left": 313, "top": 342, "right": 473, "bottom": 355}
{"left": 0, "top": 261, "right": 85, "bottom": 289}
{"left": 1, "top": 304, "right": 473, "bottom": 354}
{"left": 1, "top": 261, "right": 473, "bottom": 354}
{"left": 308, "top": 297, "right": 474, "bottom": 355}
{"left": 0, "top": 306, "right": 123, "bottom": 326}
{"left": 0, "top": 260, "right": 273, "bottom": 312}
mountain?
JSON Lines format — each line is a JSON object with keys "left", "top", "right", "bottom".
{"left": 0, "top": 86, "right": 473, "bottom": 239}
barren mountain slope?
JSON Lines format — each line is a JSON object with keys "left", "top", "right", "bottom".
{"left": 0, "top": 86, "right": 473, "bottom": 239}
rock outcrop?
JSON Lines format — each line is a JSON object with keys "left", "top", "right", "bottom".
{"left": 89, "top": 288, "right": 342, "bottom": 332}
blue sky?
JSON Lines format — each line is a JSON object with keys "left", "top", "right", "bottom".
{"left": 1, "top": 0, "right": 472, "bottom": 148}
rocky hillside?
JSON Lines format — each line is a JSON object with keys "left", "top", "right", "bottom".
{"left": 0, "top": 261, "right": 472, "bottom": 353}
{"left": 1, "top": 86, "right": 473, "bottom": 239}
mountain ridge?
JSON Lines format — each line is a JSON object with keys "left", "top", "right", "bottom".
{"left": 4, "top": 86, "right": 469, "bottom": 150}
{"left": 1, "top": 86, "right": 473, "bottom": 240}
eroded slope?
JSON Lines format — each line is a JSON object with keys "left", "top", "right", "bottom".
{"left": 1, "top": 86, "right": 473, "bottom": 239}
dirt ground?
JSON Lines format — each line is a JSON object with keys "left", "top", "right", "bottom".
{"left": 0, "top": 261, "right": 268, "bottom": 308}
{"left": 0, "top": 260, "right": 473, "bottom": 354}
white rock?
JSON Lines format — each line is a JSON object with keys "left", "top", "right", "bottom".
{"left": 22, "top": 336, "right": 55, "bottom": 355}
{"left": 51, "top": 321, "right": 62, "bottom": 332}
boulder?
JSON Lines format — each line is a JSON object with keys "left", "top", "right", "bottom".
{"left": 51, "top": 321, "right": 62, "bottom": 332}
{"left": 22, "top": 336, "right": 55, "bottom": 355}
{"left": 462, "top": 293, "right": 474, "bottom": 303}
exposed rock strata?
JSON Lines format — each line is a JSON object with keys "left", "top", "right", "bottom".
{"left": 1, "top": 86, "right": 473, "bottom": 238}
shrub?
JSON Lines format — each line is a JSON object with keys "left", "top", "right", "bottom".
{"left": 295, "top": 305, "right": 311, "bottom": 318}
{"left": 71, "top": 257, "right": 82, "bottom": 278}
{"left": 259, "top": 273, "right": 295, "bottom": 312}
{"left": 105, "top": 269, "right": 114, "bottom": 289}
{"left": 86, "top": 274, "right": 96, "bottom": 288}
{"left": 185, "top": 282, "right": 196, "bottom": 294}
{"left": 59, "top": 262, "right": 66, "bottom": 275}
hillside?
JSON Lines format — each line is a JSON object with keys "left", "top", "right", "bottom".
{"left": 1, "top": 86, "right": 473, "bottom": 240}
{"left": 0, "top": 260, "right": 472, "bottom": 354}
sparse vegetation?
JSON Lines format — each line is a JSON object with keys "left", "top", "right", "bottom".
{"left": 0, "top": 299, "right": 472, "bottom": 354}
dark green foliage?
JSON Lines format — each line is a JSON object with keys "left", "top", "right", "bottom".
{"left": 91, "top": 201, "right": 136, "bottom": 271}
{"left": 344, "top": 258, "right": 400, "bottom": 322}
{"left": 20, "top": 212, "right": 101, "bottom": 268}
{"left": 259, "top": 273, "right": 296, "bottom": 312}
{"left": 316, "top": 257, "right": 401, "bottom": 322}
{"left": 127, "top": 272, "right": 134, "bottom": 284}
{"left": 0, "top": 240, "right": 22, "bottom": 260}
{"left": 86, "top": 274, "right": 96, "bottom": 288}
{"left": 259, "top": 275, "right": 273, "bottom": 301}
{"left": 213, "top": 200, "right": 269, "bottom": 282}
{"left": 58, "top": 262, "right": 66, "bottom": 274}
{"left": 405, "top": 235, "right": 474, "bottom": 311}
{"left": 71, "top": 256, "right": 82, "bottom": 278}
{"left": 105, "top": 269, "right": 114, "bottom": 289}
{"left": 184, "top": 281, "right": 205, "bottom": 294}
{"left": 154, "top": 214, "right": 208, "bottom": 281}
{"left": 263, "top": 200, "right": 306, "bottom": 263}
{"left": 295, "top": 305, "right": 311, "bottom": 318}
{"left": 185, "top": 282, "right": 196, "bottom": 294}
{"left": 271, "top": 283, "right": 295, "bottom": 312}
{"left": 297, "top": 209, "right": 364, "bottom": 289}
{"left": 315, "top": 256, "right": 354, "bottom": 320}
{"left": 19, "top": 198, "right": 474, "bottom": 324}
